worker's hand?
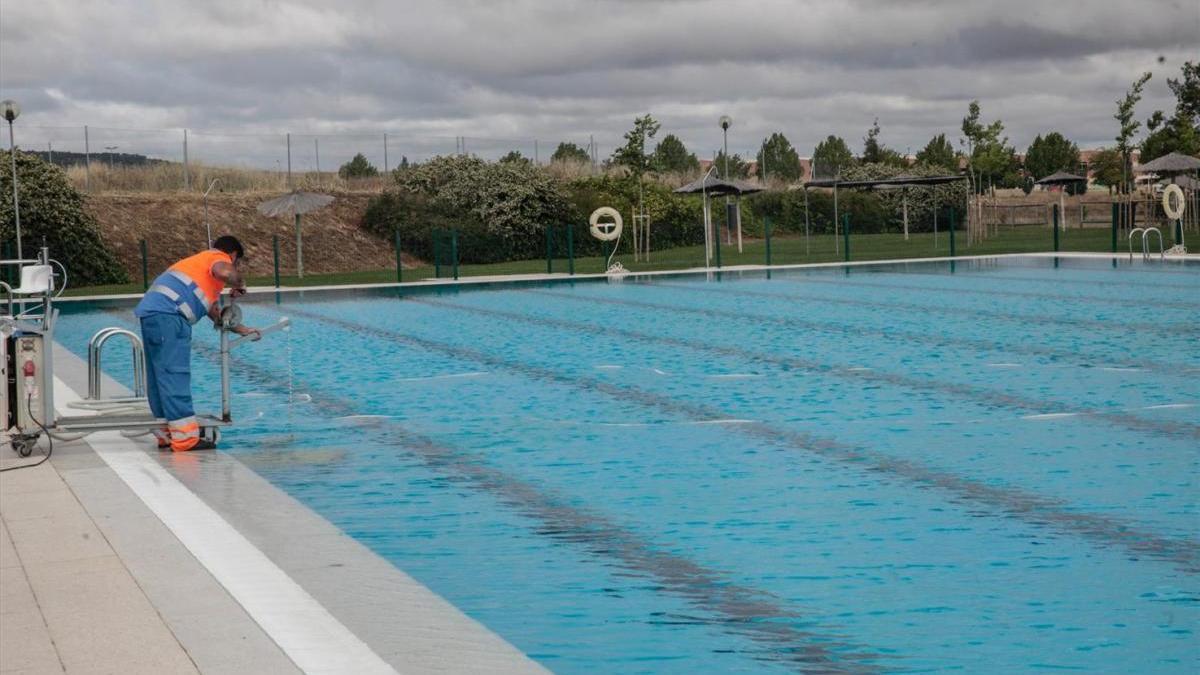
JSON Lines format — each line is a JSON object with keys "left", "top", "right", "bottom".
{"left": 234, "top": 326, "right": 262, "bottom": 341}
{"left": 230, "top": 286, "right": 248, "bottom": 298}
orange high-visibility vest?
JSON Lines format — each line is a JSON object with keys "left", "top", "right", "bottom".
{"left": 170, "top": 250, "right": 232, "bottom": 306}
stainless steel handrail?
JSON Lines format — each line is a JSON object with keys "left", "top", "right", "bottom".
{"left": 1143, "top": 227, "right": 1164, "bottom": 260}
{"left": 87, "top": 328, "right": 147, "bottom": 399}
{"left": 1128, "top": 227, "right": 1145, "bottom": 261}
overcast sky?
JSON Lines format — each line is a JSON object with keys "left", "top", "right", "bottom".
{"left": 1, "top": 0, "right": 1197, "bottom": 168}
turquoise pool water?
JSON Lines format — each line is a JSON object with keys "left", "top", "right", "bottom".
{"left": 58, "top": 256, "right": 1199, "bottom": 673}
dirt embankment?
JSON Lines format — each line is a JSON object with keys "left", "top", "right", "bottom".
{"left": 84, "top": 191, "right": 420, "bottom": 281}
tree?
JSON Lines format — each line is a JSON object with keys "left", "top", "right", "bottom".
{"left": 610, "top": 114, "right": 660, "bottom": 175}
{"left": 860, "top": 118, "right": 905, "bottom": 167}
{"left": 1141, "top": 61, "right": 1200, "bottom": 162}
{"left": 1114, "top": 72, "right": 1151, "bottom": 194}
{"left": 1087, "top": 148, "right": 1124, "bottom": 193}
{"left": 338, "top": 152, "right": 379, "bottom": 179}
{"left": 713, "top": 149, "right": 750, "bottom": 179}
{"left": 1167, "top": 60, "right": 1200, "bottom": 123}
{"left": 811, "top": 135, "right": 856, "bottom": 178}
{"left": 960, "top": 100, "right": 1017, "bottom": 191}
{"left": 499, "top": 150, "right": 530, "bottom": 165}
{"left": 756, "top": 132, "right": 803, "bottom": 182}
{"left": 0, "top": 150, "right": 127, "bottom": 286}
{"left": 915, "top": 133, "right": 957, "bottom": 171}
{"left": 551, "top": 142, "right": 591, "bottom": 164}
{"left": 1025, "top": 132, "right": 1080, "bottom": 179}
{"left": 652, "top": 134, "right": 700, "bottom": 174}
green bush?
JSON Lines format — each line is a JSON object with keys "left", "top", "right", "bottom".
{"left": 0, "top": 150, "right": 128, "bottom": 286}
{"left": 365, "top": 156, "right": 708, "bottom": 264}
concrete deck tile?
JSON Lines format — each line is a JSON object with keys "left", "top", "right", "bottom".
{"left": 23, "top": 557, "right": 197, "bottom": 675}
{"left": 0, "top": 521, "right": 18, "bottom": 569}
{"left": 0, "top": 488, "right": 81, "bottom": 523}
{"left": 0, "top": 617, "right": 62, "bottom": 673}
{"left": 4, "top": 511, "right": 111, "bottom": 566}
{"left": 0, "top": 567, "right": 39, "bottom": 618}
{"left": 0, "top": 462, "right": 63, "bottom": 495}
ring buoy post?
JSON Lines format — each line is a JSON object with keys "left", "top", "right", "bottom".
{"left": 1163, "top": 184, "right": 1186, "bottom": 248}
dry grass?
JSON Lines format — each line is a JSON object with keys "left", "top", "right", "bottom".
{"left": 65, "top": 162, "right": 390, "bottom": 194}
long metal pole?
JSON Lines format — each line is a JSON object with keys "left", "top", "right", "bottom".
{"left": 295, "top": 213, "right": 304, "bottom": 278}
{"left": 7, "top": 120, "right": 21, "bottom": 259}
{"left": 383, "top": 133, "right": 389, "bottom": 173}
{"left": 183, "top": 129, "right": 189, "bottom": 191}
{"left": 723, "top": 128, "right": 730, "bottom": 244}
{"left": 84, "top": 125, "right": 90, "bottom": 193}
{"left": 286, "top": 132, "right": 292, "bottom": 188}
{"left": 314, "top": 138, "right": 320, "bottom": 181}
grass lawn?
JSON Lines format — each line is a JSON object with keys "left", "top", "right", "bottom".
{"left": 64, "top": 225, "right": 1125, "bottom": 297}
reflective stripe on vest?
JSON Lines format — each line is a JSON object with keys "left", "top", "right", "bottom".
{"left": 145, "top": 269, "right": 209, "bottom": 324}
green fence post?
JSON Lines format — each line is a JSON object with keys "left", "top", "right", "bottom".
{"left": 451, "top": 229, "right": 459, "bottom": 280}
{"left": 400, "top": 228, "right": 410, "bottom": 283}
{"left": 765, "top": 216, "right": 772, "bottom": 267}
{"left": 433, "top": 228, "right": 442, "bottom": 279}
{"left": 545, "top": 226, "right": 552, "bottom": 274}
{"left": 1053, "top": 204, "right": 1060, "bottom": 252}
{"left": 842, "top": 213, "right": 850, "bottom": 262}
{"left": 567, "top": 224, "right": 575, "bottom": 275}
{"left": 1130, "top": 201, "right": 1137, "bottom": 231}
{"left": 1111, "top": 203, "right": 1118, "bottom": 253}
{"left": 272, "top": 235, "right": 281, "bottom": 288}
{"left": 713, "top": 217, "right": 722, "bottom": 268}
{"left": 139, "top": 239, "right": 149, "bottom": 291}
{"left": 949, "top": 207, "right": 957, "bottom": 257}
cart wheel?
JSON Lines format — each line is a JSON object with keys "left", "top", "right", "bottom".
{"left": 12, "top": 437, "right": 33, "bottom": 458}
{"left": 201, "top": 427, "right": 221, "bottom": 445}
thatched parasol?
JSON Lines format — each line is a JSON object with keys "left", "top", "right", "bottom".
{"left": 1135, "top": 151, "right": 1200, "bottom": 174}
{"left": 257, "top": 191, "right": 334, "bottom": 278}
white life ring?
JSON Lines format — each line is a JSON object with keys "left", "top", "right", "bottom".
{"left": 1162, "top": 184, "right": 1185, "bottom": 220}
{"left": 589, "top": 206, "right": 623, "bottom": 242}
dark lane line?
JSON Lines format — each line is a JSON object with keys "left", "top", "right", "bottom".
{"left": 767, "top": 275, "right": 1200, "bottom": 311}
{"left": 135, "top": 315, "right": 886, "bottom": 672}
{"left": 876, "top": 266, "right": 1200, "bottom": 291}
{"left": 287, "top": 303, "right": 1200, "bottom": 576}
{"left": 528, "top": 289, "right": 1199, "bottom": 441}
{"left": 649, "top": 281, "right": 1197, "bottom": 339}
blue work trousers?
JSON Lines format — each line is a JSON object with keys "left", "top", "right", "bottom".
{"left": 140, "top": 312, "right": 195, "bottom": 422}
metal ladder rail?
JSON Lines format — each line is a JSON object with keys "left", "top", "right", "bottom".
{"left": 1143, "top": 227, "right": 1164, "bottom": 260}
{"left": 86, "top": 328, "right": 147, "bottom": 401}
{"left": 1128, "top": 227, "right": 1145, "bottom": 261}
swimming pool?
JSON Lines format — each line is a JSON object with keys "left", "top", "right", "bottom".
{"left": 58, "top": 255, "right": 1199, "bottom": 673}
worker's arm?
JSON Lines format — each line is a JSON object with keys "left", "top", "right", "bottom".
{"left": 211, "top": 260, "right": 247, "bottom": 297}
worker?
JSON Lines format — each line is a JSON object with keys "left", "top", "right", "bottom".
{"left": 134, "top": 235, "right": 261, "bottom": 451}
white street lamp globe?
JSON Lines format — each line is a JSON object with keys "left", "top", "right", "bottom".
{"left": 1, "top": 100, "right": 19, "bottom": 123}
{"left": 719, "top": 115, "right": 732, "bottom": 131}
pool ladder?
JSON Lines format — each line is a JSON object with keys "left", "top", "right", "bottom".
{"left": 68, "top": 327, "right": 149, "bottom": 412}
{"left": 1128, "top": 227, "right": 1164, "bottom": 261}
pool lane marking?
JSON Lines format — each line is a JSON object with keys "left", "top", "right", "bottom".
{"left": 524, "top": 290, "right": 1200, "bottom": 441}
{"left": 767, "top": 274, "right": 1200, "bottom": 311}
{"left": 865, "top": 265, "right": 1200, "bottom": 292}
{"left": 650, "top": 280, "right": 1197, "bottom": 339}
{"left": 51, "top": 377, "right": 399, "bottom": 675}
{"left": 286, "top": 303, "right": 1200, "bottom": 575}
{"left": 395, "top": 371, "right": 488, "bottom": 382}
{"left": 137, "top": 322, "right": 885, "bottom": 671}
{"left": 531, "top": 288, "right": 1184, "bottom": 378}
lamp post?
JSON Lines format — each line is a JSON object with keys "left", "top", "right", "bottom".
{"left": 719, "top": 115, "right": 733, "bottom": 244}
{"left": 3, "top": 99, "right": 21, "bottom": 259}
